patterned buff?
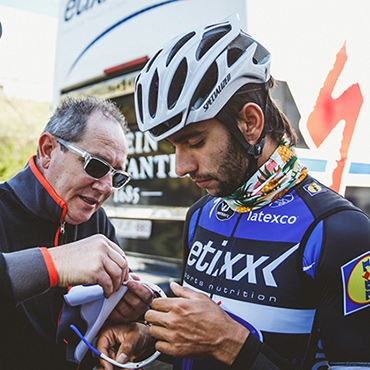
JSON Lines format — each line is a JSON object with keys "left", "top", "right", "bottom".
{"left": 223, "top": 137, "right": 308, "bottom": 213}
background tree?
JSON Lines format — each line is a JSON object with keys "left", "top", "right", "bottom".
{"left": 0, "top": 94, "right": 51, "bottom": 181}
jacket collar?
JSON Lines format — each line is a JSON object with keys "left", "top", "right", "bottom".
{"left": 7, "top": 155, "right": 67, "bottom": 224}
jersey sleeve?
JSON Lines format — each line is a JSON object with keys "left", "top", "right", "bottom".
{"left": 0, "top": 252, "right": 15, "bottom": 308}
{"left": 229, "top": 208, "right": 370, "bottom": 369}
{"left": 3, "top": 247, "right": 54, "bottom": 305}
{"left": 232, "top": 334, "right": 298, "bottom": 369}
{"left": 232, "top": 206, "right": 370, "bottom": 369}
{"left": 313, "top": 209, "right": 370, "bottom": 363}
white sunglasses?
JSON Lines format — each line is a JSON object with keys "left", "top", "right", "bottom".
{"left": 57, "top": 138, "right": 130, "bottom": 189}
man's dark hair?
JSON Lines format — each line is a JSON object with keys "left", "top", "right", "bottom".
{"left": 223, "top": 77, "right": 297, "bottom": 146}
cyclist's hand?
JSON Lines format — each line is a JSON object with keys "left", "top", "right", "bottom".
{"left": 144, "top": 282, "right": 249, "bottom": 365}
{"left": 97, "top": 323, "right": 151, "bottom": 370}
{"left": 109, "top": 276, "right": 154, "bottom": 322}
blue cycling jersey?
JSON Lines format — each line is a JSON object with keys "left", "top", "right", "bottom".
{"left": 175, "top": 175, "right": 370, "bottom": 369}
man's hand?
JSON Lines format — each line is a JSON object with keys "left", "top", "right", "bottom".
{"left": 97, "top": 323, "right": 152, "bottom": 370}
{"left": 144, "top": 282, "right": 249, "bottom": 365}
{"left": 109, "top": 275, "right": 154, "bottom": 322}
{"left": 49, "top": 234, "right": 129, "bottom": 298}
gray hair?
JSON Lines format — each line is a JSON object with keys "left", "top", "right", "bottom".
{"left": 41, "top": 95, "right": 127, "bottom": 143}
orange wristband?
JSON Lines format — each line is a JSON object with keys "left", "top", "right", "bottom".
{"left": 39, "top": 247, "right": 58, "bottom": 287}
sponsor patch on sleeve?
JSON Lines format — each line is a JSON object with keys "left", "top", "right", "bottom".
{"left": 303, "top": 182, "right": 326, "bottom": 196}
{"left": 341, "top": 251, "right": 370, "bottom": 315}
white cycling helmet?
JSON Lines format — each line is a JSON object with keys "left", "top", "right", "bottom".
{"left": 135, "top": 14, "right": 271, "bottom": 147}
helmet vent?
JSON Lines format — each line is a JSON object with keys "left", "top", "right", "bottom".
{"left": 252, "top": 43, "right": 270, "bottom": 65}
{"left": 190, "top": 62, "right": 218, "bottom": 109}
{"left": 168, "top": 58, "right": 188, "bottom": 109}
{"left": 136, "top": 83, "right": 143, "bottom": 122}
{"left": 227, "top": 34, "right": 254, "bottom": 67}
{"left": 149, "top": 112, "right": 183, "bottom": 138}
{"left": 148, "top": 69, "right": 159, "bottom": 118}
{"left": 227, "top": 47, "right": 243, "bottom": 67}
{"left": 146, "top": 49, "right": 163, "bottom": 72}
{"left": 166, "top": 32, "right": 195, "bottom": 67}
{"left": 196, "top": 24, "right": 231, "bottom": 60}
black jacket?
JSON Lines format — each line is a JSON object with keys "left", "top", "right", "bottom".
{"left": 0, "top": 156, "right": 117, "bottom": 370}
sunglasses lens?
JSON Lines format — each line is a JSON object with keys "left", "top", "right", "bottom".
{"left": 84, "top": 157, "right": 130, "bottom": 189}
{"left": 112, "top": 173, "right": 130, "bottom": 189}
{"left": 85, "top": 158, "right": 109, "bottom": 178}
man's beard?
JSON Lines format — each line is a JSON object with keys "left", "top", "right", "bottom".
{"left": 210, "top": 134, "right": 254, "bottom": 197}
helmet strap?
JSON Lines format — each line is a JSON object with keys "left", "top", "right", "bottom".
{"left": 216, "top": 108, "right": 266, "bottom": 175}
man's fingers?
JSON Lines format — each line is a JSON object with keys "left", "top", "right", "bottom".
{"left": 105, "top": 241, "right": 129, "bottom": 282}
{"left": 170, "top": 281, "right": 205, "bottom": 299}
{"left": 144, "top": 308, "right": 170, "bottom": 327}
{"left": 110, "top": 282, "right": 154, "bottom": 322}
{"left": 102, "top": 256, "right": 126, "bottom": 294}
{"left": 94, "top": 254, "right": 125, "bottom": 298}
{"left": 97, "top": 324, "right": 150, "bottom": 368}
{"left": 97, "top": 272, "right": 114, "bottom": 299}
{"left": 154, "top": 339, "right": 177, "bottom": 357}
{"left": 97, "top": 330, "right": 115, "bottom": 370}
{"left": 126, "top": 280, "right": 154, "bottom": 303}
{"left": 93, "top": 237, "right": 129, "bottom": 296}
{"left": 106, "top": 237, "right": 126, "bottom": 257}
{"left": 129, "top": 273, "right": 141, "bottom": 281}
{"left": 149, "top": 282, "right": 209, "bottom": 311}
{"left": 109, "top": 300, "right": 135, "bottom": 322}
{"left": 148, "top": 323, "right": 170, "bottom": 341}
{"left": 99, "top": 357, "right": 114, "bottom": 370}
{"left": 51, "top": 234, "right": 129, "bottom": 292}
{"left": 97, "top": 326, "right": 131, "bottom": 368}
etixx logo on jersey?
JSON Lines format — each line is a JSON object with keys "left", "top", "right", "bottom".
{"left": 216, "top": 201, "right": 235, "bottom": 221}
{"left": 341, "top": 251, "right": 370, "bottom": 315}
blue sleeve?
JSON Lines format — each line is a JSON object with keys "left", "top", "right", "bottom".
{"left": 233, "top": 209, "right": 370, "bottom": 369}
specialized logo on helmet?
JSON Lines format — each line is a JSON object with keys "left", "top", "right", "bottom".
{"left": 216, "top": 201, "right": 235, "bottom": 221}
{"left": 341, "top": 252, "right": 370, "bottom": 315}
{"left": 203, "top": 74, "right": 231, "bottom": 112}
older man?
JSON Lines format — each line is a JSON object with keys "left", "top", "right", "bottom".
{"left": 0, "top": 96, "right": 152, "bottom": 370}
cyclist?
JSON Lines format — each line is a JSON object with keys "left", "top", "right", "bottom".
{"left": 98, "top": 15, "right": 370, "bottom": 369}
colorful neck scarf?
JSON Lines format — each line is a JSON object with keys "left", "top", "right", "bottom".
{"left": 223, "top": 137, "right": 308, "bottom": 213}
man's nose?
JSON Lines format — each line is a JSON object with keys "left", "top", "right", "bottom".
{"left": 175, "top": 148, "right": 198, "bottom": 178}
{"left": 92, "top": 173, "right": 113, "bottom": 194}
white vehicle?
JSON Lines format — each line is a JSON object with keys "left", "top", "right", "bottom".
{"left": 54, "top": 0, "right": 370, "bottom": 288}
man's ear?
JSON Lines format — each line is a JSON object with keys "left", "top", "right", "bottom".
{"left": 237, "top": 103, "right": 264, "bottom": 144}
{"left": 38, "top": 133, "right": 58, "bottom": 169}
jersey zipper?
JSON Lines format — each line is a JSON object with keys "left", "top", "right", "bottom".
{"left": 60, "top": 221, "right": 66, "bottom": 244}
{"left": 208, "top": 211, "right": 243, "bottom": 297}
{"left": 56, "top": 221, "right": 67, "bottom": 246}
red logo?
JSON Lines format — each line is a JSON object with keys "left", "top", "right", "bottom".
{"left": 306, "top": 42, "right": 363, "bottom": 192}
